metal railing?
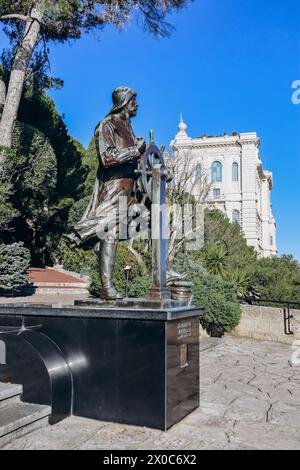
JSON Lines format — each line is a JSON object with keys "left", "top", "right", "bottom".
{"left": 242, "top": 298, "right": 300, "bottom": 336}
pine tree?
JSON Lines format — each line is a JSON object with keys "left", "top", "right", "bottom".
{"left": 0, "top": 241, "right": 30, "bottom": 291}
{"left": 0, "top": 0, "right": 190, "bottom": 153}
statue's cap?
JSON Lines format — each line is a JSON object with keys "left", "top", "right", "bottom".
{"left": 108, "top": 86, "right": 137, "bottom": 115}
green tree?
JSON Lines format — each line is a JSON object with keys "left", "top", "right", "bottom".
{"left": 9, "top": 121, "right": 59, "bottom": 264}
{"left": 83, "top": 137, "right": 98, "bottom": 197}
{"left": 0, "top": 0, "right": 190, "bottom": 151}
{"left": 17, "top": 91, "right": 87, "bottom": 202}
{"left": 0, "top": 241, "right": 30, "bottom": 292}
{"left": 204, "top": 208, "right": 257, "bottom": 271}
{"left": 0, "top": 145, "right": 19, "bottom": 235}
{"left": 0, "top": 90, "right": 87, "bottom": 264}
{"left": 248, "top": 255, "right": 300, "bottom": 302}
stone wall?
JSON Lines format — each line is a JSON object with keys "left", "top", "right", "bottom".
{"left": 232, "top": 304, "right": 300, "bottom": 344}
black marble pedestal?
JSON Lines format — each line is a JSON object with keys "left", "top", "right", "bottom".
{"left": 0, "top": 303, "right": 202, "bottom": 430}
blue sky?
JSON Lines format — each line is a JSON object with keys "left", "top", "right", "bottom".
{"left": 1, "top": 0, "right": 300, "bottom": 259}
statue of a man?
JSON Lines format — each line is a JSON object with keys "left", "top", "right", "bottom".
{"left": 65, "top": 86, "right": 146, "bottom": 300}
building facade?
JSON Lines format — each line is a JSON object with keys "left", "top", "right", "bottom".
{"left": 170, "top": 119, "right": 277, "bottom": 257}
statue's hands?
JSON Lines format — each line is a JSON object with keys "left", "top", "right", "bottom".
{"left": 135, "top": 137, "right": 146, "bottom": 156}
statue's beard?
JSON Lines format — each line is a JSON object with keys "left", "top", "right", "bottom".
{"left": 120, "top": 107, "right": 136, "bottom": 120}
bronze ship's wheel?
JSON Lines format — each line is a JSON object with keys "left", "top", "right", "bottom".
{"left": 140, "top": 144, "right": 165, "bottom": 201}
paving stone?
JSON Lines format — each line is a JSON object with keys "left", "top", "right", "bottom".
{"left": 0, "top": 402, "right": 50, "bottom": 437}
{"left": 0, "top": 382, "right": 22, "bottom": 402}
{"left": 230, "top": 422, "right": 300, "bottom": 450}
{"left": 3, "top": 337, "right": 300, "bottom": 450}
{"left": 200, "top": 338, "right": 224, "bottom": 352}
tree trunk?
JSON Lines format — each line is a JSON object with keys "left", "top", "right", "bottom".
{"left": 0, "top": 79, "right": 6, "bottom": 107}
{"left": 0, "top": 1, "right": 44, "bottom": 156}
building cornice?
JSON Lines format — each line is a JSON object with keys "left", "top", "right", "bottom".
{"left": 171, "top": 140, "right": 241, "bottom": 150}
{"left": 256, "top": 164, "right": 273, "bottom": 189}
{"left": 171, "top": 134, "right": 260, "bottom": 151}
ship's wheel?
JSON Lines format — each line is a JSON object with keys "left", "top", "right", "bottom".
{"left": 138, "top": 144, "right": 165, "bottom": 201}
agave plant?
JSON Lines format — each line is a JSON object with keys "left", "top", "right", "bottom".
{"left": 225, "top": 269, "right": 260, "bottom": 300}
{"left": 201, "top": 244, "right": 228, "bottom": 277}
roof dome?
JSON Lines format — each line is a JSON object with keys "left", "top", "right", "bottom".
{"left": 175, "top": 114, "right": 190, "bottom": 141}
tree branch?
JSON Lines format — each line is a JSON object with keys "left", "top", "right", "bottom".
{"left": 128, "top": 239, "right": 146, "bottom": 270}
{"left": 0, "top": 14, "right": 29, "bottom": 22}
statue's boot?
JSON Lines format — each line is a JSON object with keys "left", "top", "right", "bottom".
{"left": 99, "top": 239, "right": 123, "bottom": 300}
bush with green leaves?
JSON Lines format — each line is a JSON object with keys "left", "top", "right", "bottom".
{"left": 193, "top": 273, "right": 241, "bottom": 334}
{"left": 127, "top": 273, "right": 152, "bottom": 298}
{"left": 88, "top": 255, "right": 101, "bottom": 297}
{"left": 59, "top": 238, "right": 151, "bottom": 298}
{"left": 173, "top": 252, "right": 241, "bottom": 334}
{"left": 172, "top": 251, "right": 208, "bottom": 278}
{"left": 88, "top": 241, "right": 151, "bottom": 298}
{"left": 58, "top": 240, "right": 95, "bottom": 277}
{"left": 114, "top": 242, "right": 150, "bottom": 293}
{"left": 0, "top": 242, "right": 30, "bottom": 292}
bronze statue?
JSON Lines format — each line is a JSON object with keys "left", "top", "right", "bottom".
{"left": 65, "top": 86, "right": 146, "bottom": 300}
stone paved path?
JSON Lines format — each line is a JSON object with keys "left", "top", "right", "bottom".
{"left": 3, "top": 337, "right": 300, "bottom": 450}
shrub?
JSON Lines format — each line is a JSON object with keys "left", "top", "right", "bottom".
{"left": 199, "top": 243, "right": 228, "bottom": 276}
{"left": 224, "top": 269, "right": 258, "bottom": 299}
{"left": 172, "top": 252, "right": 208, "bottom": 277}
{"left": 88, "top": 255, "right": 101, "bottom": 297}
{"left": 173, "top": 252, "right": 241, "bottom": 334}
{"left": 59, "top": 239, "right": 151, "bottom": 298}
{"left": 89, "top": 241, "right": 151, "bottom": 298}
{"left": 0, "top": 242, "right": 30, "bottom": 293}
{"left": 114, "top": 241, "right": 150, "bottom": 294}
{"left": 128, "top": 273, "right": 152, "bottom": 298}
{"left": 59, "top": 240, "right": 95, "bottom": 276}
{"left": 193, "top": 274, "right": 241, "bottom": 334}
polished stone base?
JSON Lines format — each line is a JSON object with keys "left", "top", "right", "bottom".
{"left": 75, "top": 296, "right": 188, "bottom": 310}
{"left": 0, "top": 304, "right": 201, "bottom": 430}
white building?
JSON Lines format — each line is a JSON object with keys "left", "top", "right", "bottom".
{"left": 170, "top": 119, "right": 277, "bottom": 257}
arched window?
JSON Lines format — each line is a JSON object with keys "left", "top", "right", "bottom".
{"left": 211, "top": 161, "right": 222, "bottom": 183}
{"left": 195, "top": 163, "right": 201, "bottom": 181}
{"left": 232, "top": 162, "right": 239, "bottom": 182}
{"left": 232, "top": 210, "right": 240, "bottom": 224}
